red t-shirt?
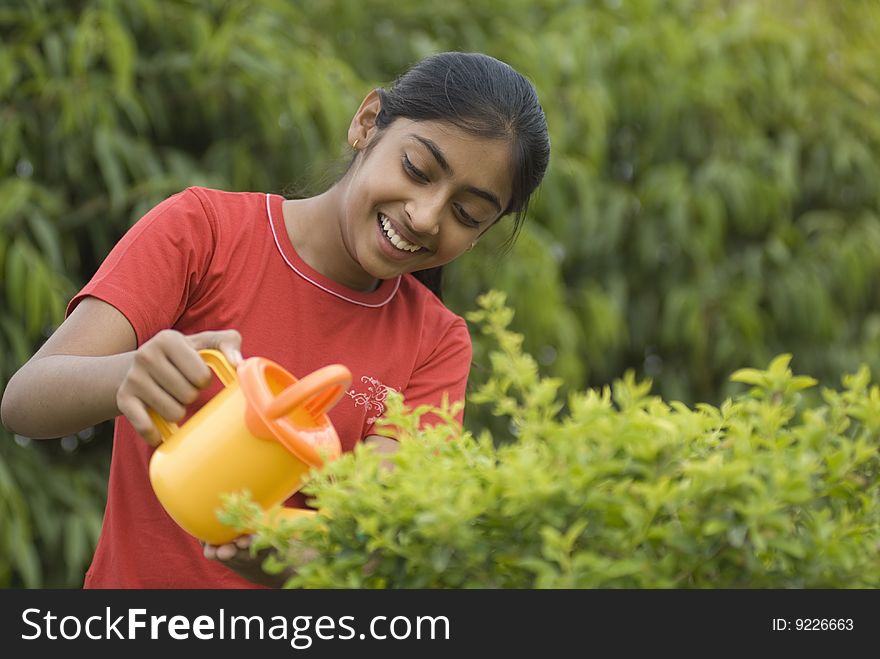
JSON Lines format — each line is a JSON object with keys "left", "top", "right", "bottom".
{"left": 68, "top": 187, "right": 472, "bottom": 588}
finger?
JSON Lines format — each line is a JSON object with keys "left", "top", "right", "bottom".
{"left": 138, "top": 330, "right": 212, "bottom": 389}
{"left": 117, "top": 393, "right": 164, "bottom": 447}
{"left": 121, "top": 366, "right": 188, "bottom": 424}
{"left": 215, "top": 543, "right": 239, "bottom": 561}
{"left": 219, "top": 341, "right": 244, "bottom": 368}
{"left": 146, "top": 353, "right": 206, "bottom": 406}
{"left": 234, "top": 535, "right": 252, "bottom": 550}
{"left": 187, "top": 330, "right": 243, "bottom": 367}
{"left": 203, "top": 544, "right": 217, "bottom": 560}
{"left": 156, "top": 340, "right": 213, "bottom": 389}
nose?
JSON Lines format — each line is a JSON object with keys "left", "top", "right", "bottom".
{"left": 404, "top": 197, "right": 442, "bottom": 236}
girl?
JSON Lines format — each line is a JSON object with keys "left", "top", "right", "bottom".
{"left": 1, "top": 51, "right": 550, "bottom": 588}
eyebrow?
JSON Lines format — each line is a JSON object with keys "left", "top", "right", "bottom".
{"left": 409, "top": 134, "right": 503, "bottom": 213}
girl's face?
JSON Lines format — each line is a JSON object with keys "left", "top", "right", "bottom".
{"left": 339, "top": 95, "right": 514, "bottom": 285}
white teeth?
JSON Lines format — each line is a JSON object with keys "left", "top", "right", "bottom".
{"left": 380, "top": 214, "right": 420, "bottom": 252}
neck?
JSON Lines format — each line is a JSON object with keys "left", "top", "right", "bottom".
{"left": 281, "top": 189, "right": 380, "bottom": 292}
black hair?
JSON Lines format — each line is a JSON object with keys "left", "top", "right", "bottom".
{"left": 373, "top": 52, "right": 550, "bottom": 299}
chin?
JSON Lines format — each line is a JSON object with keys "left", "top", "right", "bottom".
{"left": 359, "top": 258, "right": 402, "bottom": 283}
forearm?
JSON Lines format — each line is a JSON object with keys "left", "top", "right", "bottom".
{"left": 364, "top": 434, "right": 399, "bottom": 472}
{"left": 1, "top": 352, "right": 134, "bottom": 439}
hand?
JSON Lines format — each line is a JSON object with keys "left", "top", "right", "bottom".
{"left": 203, "top": 535, "right": 316, "bottom": 588}
{"left": 116, "top": 329, "right": 243, "bottom": 446}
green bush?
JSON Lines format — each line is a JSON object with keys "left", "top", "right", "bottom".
{"left": 4, "top": 0, "right": 880, "bottom": 586}
{"left": 223, "top": 292, "right": 880, "bottom": 588}
{"left": 0, "top": 434, "right": 106, "bottom": 587}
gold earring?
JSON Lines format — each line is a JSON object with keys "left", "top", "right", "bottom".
{"left": 468, "top": 241, "right": 476, "bottom": 251}
{"left": 352, "top": 139, "right": 359, "bottom": 149}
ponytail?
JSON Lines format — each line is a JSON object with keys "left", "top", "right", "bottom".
{"left": 411, "top": 266, "right": 444, "bottom": 300}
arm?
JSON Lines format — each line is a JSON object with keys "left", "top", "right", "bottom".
{"left": 364, "top": 433, "right": 400, "bottom": 471}
{"left": 1, "top": 298, "right": 137, "bottom": 438}
{"left": 1, "top": 296, "right": 242, "bottom": 445}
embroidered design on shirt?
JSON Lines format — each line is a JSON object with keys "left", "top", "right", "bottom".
{"left": 347, "top": 376, "right": 396, "bottom": 424}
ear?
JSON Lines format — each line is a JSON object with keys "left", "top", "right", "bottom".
{"left": 348, "top": 89, "right": 382, "bottom": 147}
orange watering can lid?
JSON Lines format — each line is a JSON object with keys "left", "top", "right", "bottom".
{"left": 237, "top": 357, "right": 351, "bottom": 467}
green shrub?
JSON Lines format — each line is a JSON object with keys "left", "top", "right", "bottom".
{"left": 223, "top": 292, "right": 880, "bottom": 588}
{"left": 0, "top": 436, "right": 106, "bottom": 587}
{"left": 5, "top": 0, "right": 880, "bottom": 587}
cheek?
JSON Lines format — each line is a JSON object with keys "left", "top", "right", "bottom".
{"left": 434, "top": 228, "right": 478, "bottom": 261}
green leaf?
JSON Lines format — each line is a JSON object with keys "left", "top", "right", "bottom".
{"left": 5, "top": 238, "right": 28, "bottom": 315}
{"left": 730, "top": 368, "right": 766, "bottom": 386}
{"left": 93, "top": 127, "right": 126, "bottom": 209}
{"left": 27, "top": 213, "right": 64, "bottom": 272}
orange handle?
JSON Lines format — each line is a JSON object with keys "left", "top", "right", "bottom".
{"left": 147, "top": 349, "right": 239, "bottom": 442}
{"left": 265, "top": 364, "right": 352, "bottom": 421}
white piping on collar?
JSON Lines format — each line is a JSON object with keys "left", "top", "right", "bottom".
{"left": 265, "top": 194, "right": 400, "bottom": 308}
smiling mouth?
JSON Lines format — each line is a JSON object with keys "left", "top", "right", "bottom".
{"left": 378, "top": 213, "right": 423, "bottom": 253}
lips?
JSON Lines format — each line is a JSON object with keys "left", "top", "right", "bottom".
{"left": 377, "top": 213, "right": 424, "bottom": 253}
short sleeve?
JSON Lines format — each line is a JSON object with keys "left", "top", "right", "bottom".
{"left": 66, "top": 188, "right": 217, "bottom": 345}
{"left": 370, "top": 317, "right": 472, "bottom": 436}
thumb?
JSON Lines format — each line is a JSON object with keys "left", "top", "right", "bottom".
{"left": 187, "top": 329, "right": 244, "bottom": 367}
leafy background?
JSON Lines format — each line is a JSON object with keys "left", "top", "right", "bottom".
{"left": 1, "top": 0, "right": 879, "bottom": 586}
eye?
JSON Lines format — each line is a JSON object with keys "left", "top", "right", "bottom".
{"left": 402, "top": 155, "right": 428, "bottom": 183}
{"left": 454, "top": 203, "right": 480, "bottom": 228}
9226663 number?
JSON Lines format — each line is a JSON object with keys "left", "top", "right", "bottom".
{"left": 795, "top": 619, "right": 853, "bottom": 631}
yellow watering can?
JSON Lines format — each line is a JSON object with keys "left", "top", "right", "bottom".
{"left": 148, "top": 349, "right": 351, "bottom": 545}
